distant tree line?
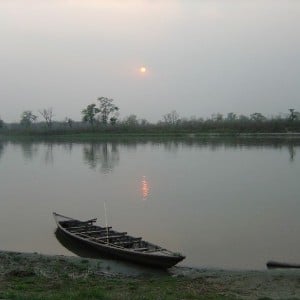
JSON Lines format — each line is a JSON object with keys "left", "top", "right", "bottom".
{"left": 0, "top": 97, "right": 300, "bottom": 135}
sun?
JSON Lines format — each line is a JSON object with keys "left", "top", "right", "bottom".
{"left": 140, "top": 66, "right": 147, "bottom": 73}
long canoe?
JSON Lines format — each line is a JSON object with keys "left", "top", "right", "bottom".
{"left": 53, "top": 212, "right": 185, "bottom": 268}
{"left": 266, "top": 261, "right": 300, "bottom": 269}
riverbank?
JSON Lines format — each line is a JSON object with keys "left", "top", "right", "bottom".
{"left": 1, "top": 131, "right": 300, "bottom": 144}
{"left": 0, "top": 251, "right": 299, "bottom": 299}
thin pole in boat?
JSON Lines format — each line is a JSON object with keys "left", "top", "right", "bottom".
{"left": 104, "top": 201, "right": 109, "bottom": 244}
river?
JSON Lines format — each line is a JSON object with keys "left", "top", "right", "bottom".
{"left": 0, "top": 137, "right": 299, "bottom": 270}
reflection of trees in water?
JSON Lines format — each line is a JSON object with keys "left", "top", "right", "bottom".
{"left": 288, "top": 144, "right": 296, "bottom": 162}
{"left": 62, "top": 143, "right": 73, "bottom": 154}
{"left": 83, "top": 143, "right": 119, "bottom": 173}
{"left": 163, "top": 141, "right": 180, "bottom": 153}
{"left": 79, "top": 138, "right": 298, "bottom": 165}
{"left": 44, "top": 143, "right": 54, "bottom": 165}
{"left": 0, "top": 141, "right": 6, "bottom": 160}
{"left": 18, "top": 142, "right": 54, "bottom": 164}
{"left": 159, "top": 138, "right": 299, "bottom": 163}
{"left": 2, "top": 137, "right": 299, "bottom": 166}
{"left": 20, "top": 142, "right": 39, "bottom": 160}
{"left": 19, "top": 142, "right": 53, "bottom": 164}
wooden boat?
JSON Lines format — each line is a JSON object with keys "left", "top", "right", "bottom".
{"left": 266, "top": 261, "right": 300, "bottom": 269}
{"left": 53, "top": 212, "right": 185, "bottom": 268}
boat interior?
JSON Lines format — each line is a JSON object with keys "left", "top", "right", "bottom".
{"left": 59, "top": 219, "right": 162, "bottom": 253}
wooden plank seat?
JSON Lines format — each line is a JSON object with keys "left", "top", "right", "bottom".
{"left": 73, "top": 233, "right": 134, "bottom": 248}
{"left": 62, "top": 218, "right": 97, "bottom": 227}
{"left": 76, "top": 232, "right": 128, "bottom": 241}
{"left": 75, "top": 228, "right": 116, "bottom": 235}
{"left": 67, "top": 225, "right": 94, "bottom": 230}
{"left": 94, "top": 234, "right": 128, "bottom": 241}
{"left": 69, "top": 226, "right": 111, "bottom": 231}
{"left": 75, "top": 230, "right": 125, "bottom": 237}
{"left": 113, "top": 237, "right": 142, "bottom": 246}
{"left": 74, "top": 233, "right": 102, "bottom": 241}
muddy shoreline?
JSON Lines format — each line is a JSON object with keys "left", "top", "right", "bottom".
{"left": 1, "top": 250, "right": 300, "bottom": 299}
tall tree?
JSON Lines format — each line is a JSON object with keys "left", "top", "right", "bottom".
{"left": 0, "top": 117, "right": 4, "bottom": 128}
{"left": 97, "top": 97, "right": 119, "bottom": 125}
{"left": 20, "top": 111, "right": 37, "bottom": 127}
{"left": 163, "top": 110, "right": 180, "bottom": 125}
{"left": 238, "top": 114, "right": 249, "bottom": 121}
{"left": 39, "top": 108, "right": 54, "bottom": 128}
{"left": 211, "top": 113, "right": 223, "bottom": 122}
{"left": 124, "top": 114, "right": 139, "bottom": 127}
{"left": 250, "top": 112, "right": 266, "bottom": 122}
{"left": 82, "top": 104, "right": 100, "bottom": 126}
{"left": 226, "top": 112, "right": 237, "bottom": 121}
{"left": 289, "top": 109, "right": 297, "bottom": 121}
{"left": 65, "top": 117, "right": 73, "bottom": 128}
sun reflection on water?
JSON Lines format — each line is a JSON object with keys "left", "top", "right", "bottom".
{"left": 141, "top": 176, "right": 150, "bottom": 201}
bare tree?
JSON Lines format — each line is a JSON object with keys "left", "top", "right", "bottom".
{"left": 39, "top": 108, "right": 54, "bottom": 128}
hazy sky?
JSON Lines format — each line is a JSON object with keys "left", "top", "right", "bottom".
{"left": 0, "top": 0, "right": 299, "bottom": 122}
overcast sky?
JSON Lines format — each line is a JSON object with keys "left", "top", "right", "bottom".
{"left": 0, "top": 0, "right": 299, "bottom": 123}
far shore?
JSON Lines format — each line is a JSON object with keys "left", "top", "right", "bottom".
{"left": 1, "top": 131, "right": 300, "bottom": 141}
{"left": 1, "top": 250, "right": 300, "bottom": 299}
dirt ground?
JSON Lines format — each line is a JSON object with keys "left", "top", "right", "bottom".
{"left": 172, "top": 266, "right": 300, "bottom": 299}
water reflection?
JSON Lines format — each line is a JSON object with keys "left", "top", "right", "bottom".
{"left": 163, "top": 140, "right": 180, "bottom": 153}
{"left": 288, "top": 144, "right": 296, "bottom": 162}
{"left": 1, "top": 137, "right": 299, "bottom": 169}
{"left": 20, "top": 142, "right": 39, "bottom": 161}
{"left": 62, "top": 142, "right": 73, "bottom": 154}
{"left": 44, "top": 143, "right": 54, "bottom": 165}
{"left": 1, "top": 136, "right": 300, "bottom": 270}
{"left": 141, "top": 176, "right": 150, "bottom": 201}
{"left": 83, "top": 143, "right": 119, "bottom": 173}
{"left": 0, "top": 141, "right": 5, "bottom": 160}
{"left": 159, "top": 137, "right": 299, "bottom": 163}
{"left": 19, "top": 142, "right": 53, "bottom": 164}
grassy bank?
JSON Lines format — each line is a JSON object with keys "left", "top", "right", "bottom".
{"left": 0, "top": 251, "right": 233, "bottom": 300}
{"left": 1, "top": 251, "right": 300, "bottom": 300}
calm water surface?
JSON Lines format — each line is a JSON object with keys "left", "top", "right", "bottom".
{"left": 0, "top": 138, "right": 299, "bottom": 271}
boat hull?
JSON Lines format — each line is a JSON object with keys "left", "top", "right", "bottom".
{"left": 266, "top": 261, "right": 300, "bottom": 269}
{"left": 54, "top": 213, "right": 184, "bottom": 268}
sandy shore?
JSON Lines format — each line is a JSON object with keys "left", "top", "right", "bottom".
{"left": 1, "top": 250, "right": 300, "bottom": 299}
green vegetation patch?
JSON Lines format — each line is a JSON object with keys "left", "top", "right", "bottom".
{"left": 0, "top": 252, "right": 238, "bottom": 299}
{"left": 1, "top": 252, "right": 299, "bottom": 299}
{"left": 0, "top": 275, "right": 237, "bottom": 300}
